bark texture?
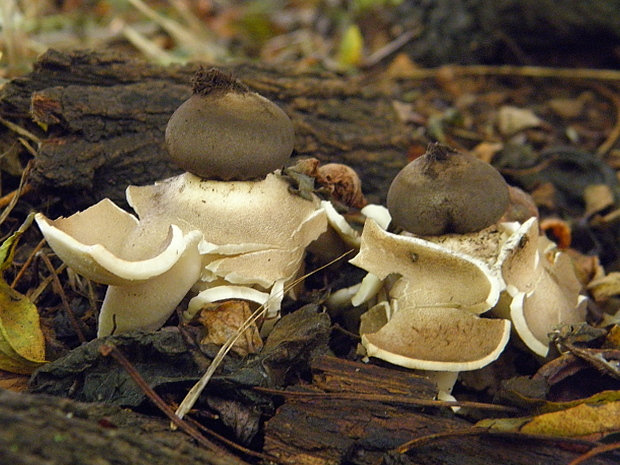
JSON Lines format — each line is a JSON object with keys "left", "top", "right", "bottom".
{"left": 263, "top": 356, "right": 617, "bottom": 465}
{"left": 0, "top": 49, "right": 412, "bottom": 211}
{"left": 0, "top": 388, "right": 248, "bottom": 465}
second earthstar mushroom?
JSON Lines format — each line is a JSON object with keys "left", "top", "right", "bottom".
{"left": 350, "top": 143, "right": 587, "bottom": 392}
{"left": 387, "top": 143, "right": 510, "bottom": 235}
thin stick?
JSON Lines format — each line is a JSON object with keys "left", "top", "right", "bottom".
{"left": 0, "top": 184, "right": 32, "bottom": 210}
{"left": 364, "top": 28, "right": 421, "bottom": 67}
{"left": 0, "top": 159, "right": 32, "bottom": 227}
{"left": 392, "top": 427, "right": 600, "bottom": 456}
{"left": 587, "top": 82, "right": 620, "bottom": 156}
{"left": 99, "top": 344, "right": 236, "bottom": 459}
{"left": 397, "top": 64, "right": 620, "bottom": 82}
{"left": 0, "top": 116, "right": 41, "bottom": 144}
{"left": 38, "top": 252, "right": 86, "bottom": 344}
{"left": 174, "top": 250, "right": 354, "bottom": 422}
{"left": 253, "top": 387, "right": 521, "bottom": 413}
{"left": 28, "top": 263, "right": 66, "bottom": 303}
{"left": 567, "top": 441, "right": 620, "bottom": 465}
{"left": 11, "top": 238, "right": 46, "bottom": 288}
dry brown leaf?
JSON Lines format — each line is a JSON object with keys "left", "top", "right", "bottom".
{"left": 198, "top": 300, "right": 263, "bottom": 357}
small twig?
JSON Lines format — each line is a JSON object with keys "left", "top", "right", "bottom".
{"left": 363, "top": 27, "right": 421, "bottom": 67}
{"left": 568, "top": 441, "right": 620, "bottom": 465}
{"left": 586, "top": 82, "right": 620, "bottom": 156}
{"left": 0, "top": 116, "right": 41, "bottom": 144}
{"left": 184, "top": 414, "right": 277, "bottom": 462}
{"left": 38, "top": 252, "right": 87, "bottom": 344}
{"left": 398, "top": 64, "right": 620, "bottom": 82}
{"left": 28, "top": 263, "right": 66, "bottom": 303}
{"left": 391, "top": 427, "right": 600, "bottom": 456}
{"left": 0, "top": 159, "right": 32, "bottom": 226}
{"left": 331, "top": 323, "right": 361, "bottom": 340}
{"left": 0, "top": 184, "right": 32, "bottom": 210}
{"left": 168, "top": 0, "right": 206, "bottom": 36}
{"left": 253, "top": 387, "right": 521, "bottom": 413}
{"left": 11, "top": 237, "right": 46, "bottom": 288}
{"left": 99, "top": 343, "right": 237, "bottom": 459}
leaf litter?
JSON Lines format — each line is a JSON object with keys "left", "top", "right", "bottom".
{"left": 3, "top": 8, "right": 620, "bottom": 461}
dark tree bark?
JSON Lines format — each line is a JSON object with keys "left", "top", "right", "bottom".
{"left": 0, "top": 49, "right": 413, "bottom": 212}
{"left": 0, "top": 388, "right": 248, "bottom": 465}
{"left": 263, "top": 356, "right": 617, "bottom": 465}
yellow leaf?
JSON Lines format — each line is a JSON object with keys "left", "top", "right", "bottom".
{"left": 0, "top": 279, "right": 47, "bottom": 374}
{"left": 478, "top": 398, "right": 620, "bottom": 438}
{"left": 541, "top": 390, "right": 620, "bottom": 414}
{"left": 0, "top": 214, "right": 46, "bottom": 374}
{"left": 604, "top": 325, "right": 620, "bottom": 349}
{"left": 521, "top": 401, "right": 620, "bottom": 437}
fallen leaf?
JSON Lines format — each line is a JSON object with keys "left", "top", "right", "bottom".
{"left": 472, "top": 141, "right": 504, "bottom": 164}
{"left": 198, "top": 300, "right": 263, "bottom": 357}
{"left": 336, "top": 24, "right": 364, "bottom": 68}
{"left": 386, "top": 53, "right": 420, "bottom": 80}
{"left": 584, "top": 184, "right": 615, "bottom": 217}
{"left": 588, "top": 272, "right": 620, "bottom": 301}
{"left": 0, "top": 214, "right": 46, "bottom": 374}
{"left": 521, "top": 401, "right": 620, "bottom": 437}
{"left": 548, "top": 97, "right": 584, "bottom": 119}
{"left": 479, "top": 392, "right": 620, "bottom": 438}
{"left": 0, "top": 369, "right": 30, "bottom": 392}
{"left": 497, "top": 106, "right": 543, "bottom": 136}
{"left": 604, "top": 325, "right": 620, "bottom": 349}
{"left": 0, "top": 279, "right": 47, "bottom": 373}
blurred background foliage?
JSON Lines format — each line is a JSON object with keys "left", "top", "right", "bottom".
{"left": 0, "top": 0, "right": 408, "bottom": 78}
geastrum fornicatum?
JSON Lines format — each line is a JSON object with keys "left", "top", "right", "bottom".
{"left": 35, "top": 68, "right": 330, "bottom": 337}
{"left": 350, "top": 143, "right": 587, "bottom": 395}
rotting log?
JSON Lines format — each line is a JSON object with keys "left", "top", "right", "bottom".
{"left": 0, "top": 48, "right": 414, "bottom": 211}
{"left": 0, "top": 355, "right": 614, "bottom": 465}
{"left": 0, "top": 388, "right": 248, "bottom": 465}
{"left": 263, "top": 356, "right": 617, "bottom": 465}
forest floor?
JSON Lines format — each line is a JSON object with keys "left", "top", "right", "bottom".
{"left": 1, "top": 2, "right": 620, "bottom": 465}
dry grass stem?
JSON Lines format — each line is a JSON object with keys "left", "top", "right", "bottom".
{"left": 174, "top": 250, "right": 354, "bottom": 423}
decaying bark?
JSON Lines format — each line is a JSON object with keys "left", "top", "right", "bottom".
{"left": 0, "top": 354, "right": 614, "bottom": 464}
{"left": 0, "top": 49, "right": 413, "bottom": 211}
{"left": 0, "top": 388, "right": 248, "bottom": 465}
{"left": 263, "top": 356, "right": 615, "bottom": 465}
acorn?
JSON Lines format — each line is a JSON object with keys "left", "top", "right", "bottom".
{"left": 387, "top": 143, "right": 510, "bottom": 235}
{"left": 165, "top": 68, "right": 294, "bottom": 180}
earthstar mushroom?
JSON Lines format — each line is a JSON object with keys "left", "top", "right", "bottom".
{"left": 35, "top": 68, "right": 334, "bottom": 337}
{"left": 36, "top": 172, "right": 328, "bottom": 337}
{"left": 349, "top": 144, "right": 586, "bottom": 393}
{"left": 387, "top": 143, "right": 510, "bottom": 235}
{"left": 165, "top": 67, "right": 295, "bottom": 181}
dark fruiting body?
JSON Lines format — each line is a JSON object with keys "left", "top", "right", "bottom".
{"left": 165, "top": 68, "right": 294, "bottom": 180}
{"left": 387, "top": 143, "right": 510, "bottom": 235}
